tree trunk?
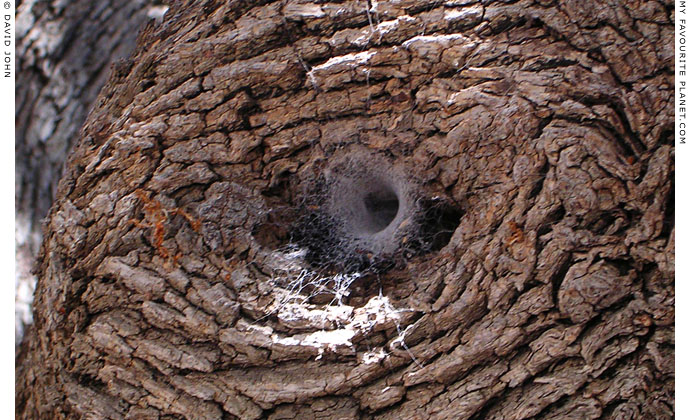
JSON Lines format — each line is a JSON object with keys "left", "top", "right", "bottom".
{"left": 15, "top": 0, "right": 164, "bottom": 340}
{"left": 16, "top": 0, "right": 674, "bottom": 419}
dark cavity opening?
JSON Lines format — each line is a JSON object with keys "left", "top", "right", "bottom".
{"left": 362, "top": 189, "right": 399, "bottom": 233}
{"left": 412, "top": 198, "right": 463, "bottom": 253}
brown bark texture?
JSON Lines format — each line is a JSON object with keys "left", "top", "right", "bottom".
{"left": 15, "top": 0, "right": 163, "bottom": 337}
{"left": 16, "top": 0, "right": 674, "bottom": 419}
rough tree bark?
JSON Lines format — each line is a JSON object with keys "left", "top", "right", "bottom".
{"left": 16, "top": 0, "right": 674, "bottom": 419}
{"left": 15, "top": 0, "right": 163, "bottom": 338}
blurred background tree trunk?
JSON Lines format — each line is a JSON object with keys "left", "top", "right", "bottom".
{"left": 16, "top": 0, "right": 674, "bottom": 419}
{"left": 15, "top": 0, "right": 164, "bottom": 342}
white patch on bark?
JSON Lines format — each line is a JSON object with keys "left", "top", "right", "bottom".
{"left": 271, "top": 295, "right": 404, "bottom": 356}
{"left": 147, "top": 5, "right": 169, "bottom": 22}
{"left": 311, "top": 51, "right": 377, "bottom": 73}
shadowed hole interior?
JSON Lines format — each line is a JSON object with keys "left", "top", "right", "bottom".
{"left": 330, "top": 173, "right": 405, "bottom": 242}
{"left": 361, "top": 188, "right": 400, "bottom": 233}
{"left": 415, "top": 198, "right": 463, "bottom": 252}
